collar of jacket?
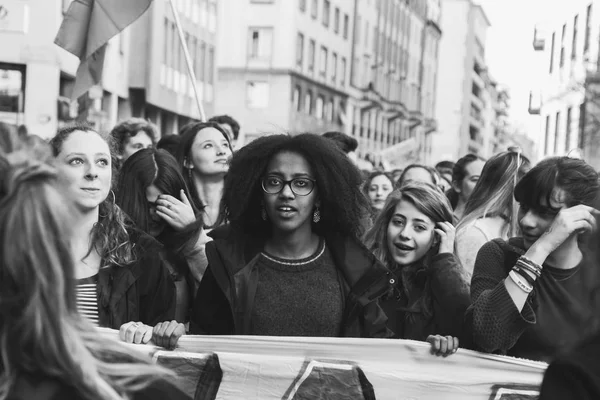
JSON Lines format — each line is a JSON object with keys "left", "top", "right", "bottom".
{"left": 207, "top": 225, "right": 395, "bottom": 329}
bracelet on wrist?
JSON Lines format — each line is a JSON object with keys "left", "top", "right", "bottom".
{"left": 512, "top": 266, "right": 536, "bottom": 286}
{"left": 509, "top": 270, "right": 533, "bottom": 293}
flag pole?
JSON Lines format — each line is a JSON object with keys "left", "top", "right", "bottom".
{"left": 168, "top": 0, "right": 206, "bottom": 122}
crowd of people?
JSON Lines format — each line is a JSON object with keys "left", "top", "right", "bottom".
{"left": 2, "top": 117, "right": 600, "bottom": 399}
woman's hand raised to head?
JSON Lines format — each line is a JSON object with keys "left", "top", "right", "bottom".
{"left": 156, "top": 190, "right": 197, "bottom": 231}
{"left": 535, "top": 205, "right": 600, "bottom": 256}
{"left": 152, "top": 320, "right": 186, "bottom": 350}
{"left": 426, "top": 335, "right": 459, "bottom": 357}
{"left": 119, "top": 321, "right": 154, "bottom": 344}
{"left": 434, "top": 222, "right": 456, "bottom": 255}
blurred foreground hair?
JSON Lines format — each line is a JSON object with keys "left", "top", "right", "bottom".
{"left": 0, "top": 150, "right": 169, "bottom": 399}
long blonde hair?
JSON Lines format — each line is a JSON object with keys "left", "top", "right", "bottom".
{"left": 0, "top": 151, "right": 169, "bottom": 400}
{"left": 456, "top": 150, "right": 530, "bottom": 238}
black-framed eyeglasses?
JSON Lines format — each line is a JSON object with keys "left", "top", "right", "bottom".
{"left": 261, "top": 176, "right": 316, "bottom": 196}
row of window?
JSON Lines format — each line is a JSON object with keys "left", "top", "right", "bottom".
{"left": 296, "top": 33, "right": 347, "bottom": 88}
{"left": 162, "top": 18, "right": 215, "bottom": 95}
{"left": 292, "top": 86, "right": 336, "bottom": 122}
{"left": 299, "top": 0, "right": 349, "bottom": 39}
{"left": 549, "top": 3, "right": 592, "bottom": 74}
{"left": 543, "top": 106, "right": 581, "bottom": 155}
{"left": 170, "top": 0, "right": 217, "bottom": 32}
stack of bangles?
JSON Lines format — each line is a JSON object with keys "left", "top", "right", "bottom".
{"left": 509, "top": 255, "right": 543, "bottom": 294}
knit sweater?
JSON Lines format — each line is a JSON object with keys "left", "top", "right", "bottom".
{"left": 381, "top": 253, "right": 471, "bottom": 341}
{"left": 468, "top": 238, "right": 596, "bottom": 362}
{"left": 250, "top": 240, "right": 344, "bottom": 337}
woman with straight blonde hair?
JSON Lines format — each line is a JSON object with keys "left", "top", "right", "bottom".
{"left": 0, "top": 150, "right": 189, "bottom": 399}
{"left": 455, "top": 150, "right": 531, "bottom": 278}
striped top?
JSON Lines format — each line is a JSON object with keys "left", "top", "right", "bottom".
{"left": 76, "top": 274, "right": 99, "bottom": 325}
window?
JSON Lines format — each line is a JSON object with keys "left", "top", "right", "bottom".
{"left": 334, "top": 8, "right": 340, "bottom": 33}
{"left": 323, "top": 0, "right": 330, "bottom": 27}
{"left": 327, "top": 99, "right": 334, "bottom": 121}
{"left": 304, "top": 91, "right": 313, "bottom": 114}
{"left": 341, "top": 57, "right": 347, "bottom": 86}
{"left": 365, "top": 21, "right": 369, "bottom": 46}
{"left": 208, "top": 0, "right": 216, "bottom": 33}
{"left": 343, "top": 14, "right": 349, "bottom": 39}
{"left": 198, "top": 41, "right": 206, "bottom": 81}
{"left": 549, "top": 32, "right": 555, "bottom": 73}
{"left": 585, "top": 4, "right": 592, "bottom": 52}
{"left": 554, "top": 111, "right": 560, "bottom": 154}
{"left": 316, "top": 95, "right": 324, "bottom": 119}
{"left": 308, "top": 39, "right": 316, "bottom": 72}
{"left": 560, "top": 24, "right": 566, "bottom": 67}
{"left": 311, "top": 0, "right": 318, "bottom": 19}
{"left": 544, "top": 115, "right": 551, "bottom": 154}
{"left": 566, "top": 107, "right": 572, "bottom": 152}
{"left": 572, "top": 15, "right": 579, "bottom": 60}
{"left": 248, "top": 28, "right": 273, "bottom": 60}
{"left": 247, "top": 82, "right": 269, "bottom": 108}
{"left": 320, "top": 46, "right": 328, "bottom": 78}
{"left": 292, "top": 86, "right": 301, "bottom": 111}
{"left": 296, "top": 33, "right": 304, "bottom": 67}
{"left": 299, "top": 0, "right": 306, "bottom": 11}
{"left": 332, "top": 52, "right": 337, "bottom": 84}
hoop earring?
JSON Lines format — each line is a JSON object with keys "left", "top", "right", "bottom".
{"left": 109, "top": 189, "right": 116, "bottom": 204}
{"left": 313, "top": 206, "right": 321, "bottom": 223}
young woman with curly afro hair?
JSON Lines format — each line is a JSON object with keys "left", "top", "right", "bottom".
{"left": 150, "top": 133, "right": 397, "bottom": 346}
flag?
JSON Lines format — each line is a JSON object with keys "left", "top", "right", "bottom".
{"left": 54, "top": 0, "right": 154, "bottom": 99}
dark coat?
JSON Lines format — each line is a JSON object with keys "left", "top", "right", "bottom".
{"left": 189, "top": 225, "right": 395, "bottom": 338}
{"left": 97, "top": 230, "right": 176, "bottom": 328}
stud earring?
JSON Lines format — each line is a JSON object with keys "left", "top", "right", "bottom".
{"left": 261, "top": 206, "right": 267, "bottom": 221}
{"left": 313, "top": 206, "right": 321, "bottom": 223}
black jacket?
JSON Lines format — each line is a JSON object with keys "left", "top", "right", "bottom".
{"left": 97, "top": 230, "right": 176, "bottom": 328}
{"left": 190, "top": 225, "right": 394, "bottom": 338}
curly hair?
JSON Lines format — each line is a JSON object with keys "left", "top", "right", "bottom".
{"left": 322, "top": 131, "right": 358, "bottom": 154}
{"left": 109, "top": 118, "right": 158, "bottom": 155}
{"left": 363, "top": 183, "right": 454, "bottom": 319}
{"left": 50, "top": 124, "right": 136, "bottom": 267}
{"left": 223, "top": 133, "right": 370, "bottom": 240}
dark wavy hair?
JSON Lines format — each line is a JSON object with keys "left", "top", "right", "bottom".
{"left": 223, "top": 133, "right": 370, "bottom": 239}
{"left": 49, "top": 124, "right": 135, "bottom": 266}
{"left": 446, "top": 154, "right": 481, "bottom": 209}
{"left": 116, "top": 148, "right": 202, "bottom": 259}
{"left": 363, "top": 183, "right": 457, "bottom": 319}
{"left": 515, "top": 156, "right": 599, "bottom": 211}
{"left": 175, "top": 121, "right": 231, "bottom": 228}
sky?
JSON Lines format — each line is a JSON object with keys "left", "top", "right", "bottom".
{"left": 475, "top": 0, "right": 567, "bottom": 141}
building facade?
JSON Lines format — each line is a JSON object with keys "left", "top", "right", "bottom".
{"left": 432, "top": 0, "right": 495, "bottom": 163}
{"left": 345, "top": 0, "right": 442, "bottom": 169}
{"left": 214, "top": 0, "right": 353, "bottom": 144}
{"left": 0, "top": 0, "right": 216, "bottom": 139}
{"left": 528, "top": 0, "right": 600, "bottom": 164}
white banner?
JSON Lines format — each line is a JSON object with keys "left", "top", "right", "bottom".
{"left": 99, "top": 328, "right": 547, "bottom": 400}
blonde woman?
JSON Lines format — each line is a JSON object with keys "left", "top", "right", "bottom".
{"left": 0, "top": 151, "right": 189, "bottom": 399}
{"left": 455, "top": 150, "right": 531, "bottom": 278}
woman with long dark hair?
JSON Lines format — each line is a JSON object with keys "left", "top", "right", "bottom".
{"left": 49, "top": 125, "right": 176, "bottom": 330}
{"left": 116, "top": 148, "right": 210, "bottom": 325}
{"left": 455, "top": 150, "right": 530, "bottom": 277}
{"left": 176, "top": 122, "right": 232, "bottom": 230}
{"left": 468, "top": 156, "right": 600, "bottom": 362}
{"left": 363, "top": 183, "right": 470, "bottom": 349}
{"left": 362, "top": 171, "right": 394, "bottom": 217}
{"left": 445, "top": 154, "right": 484, "bottom": 223}
{"left": 0, "top": 149, "right": 189, "bottom": 399}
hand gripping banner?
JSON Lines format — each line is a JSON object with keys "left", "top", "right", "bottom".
{"left": 99, "top": 328, "right": 547, "bottom": 399}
